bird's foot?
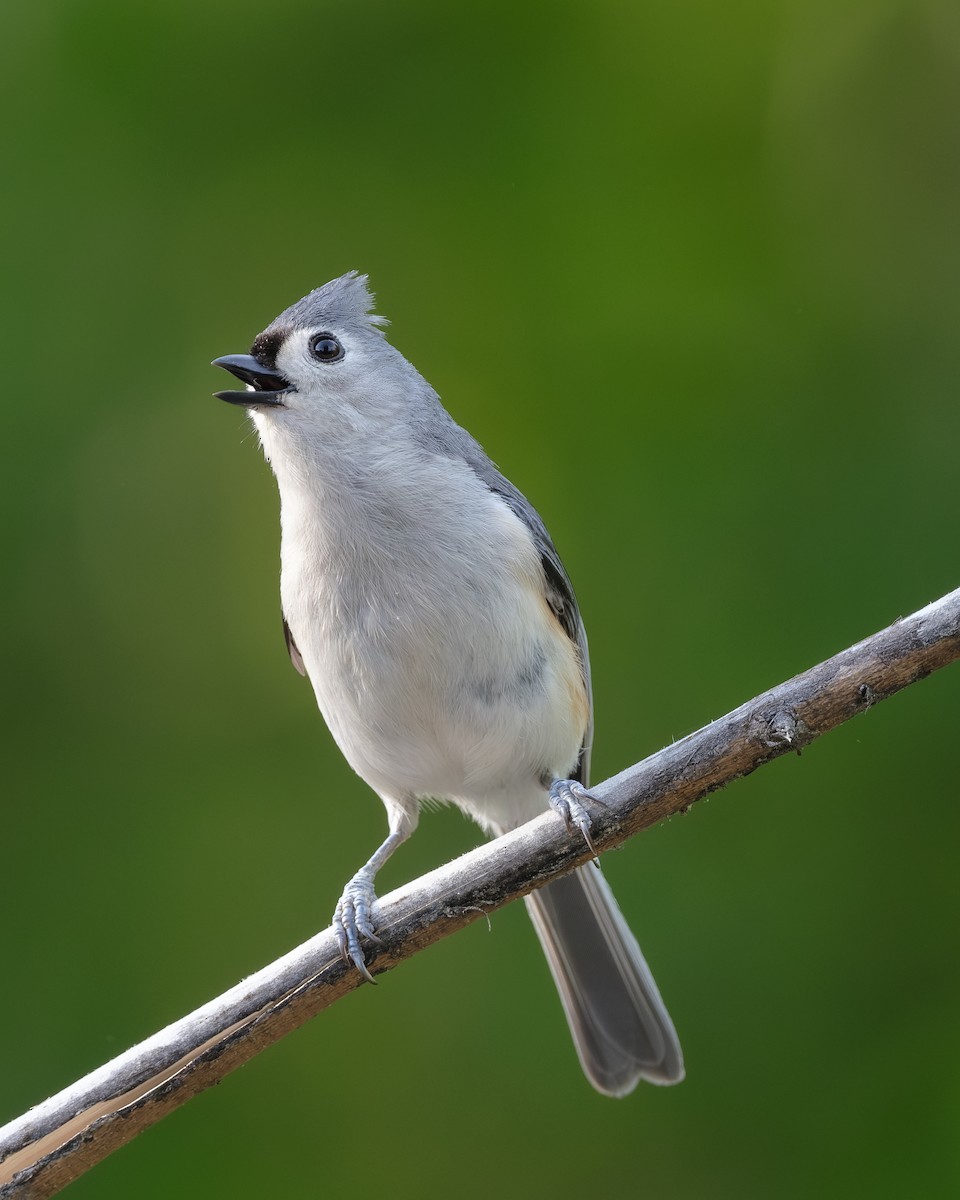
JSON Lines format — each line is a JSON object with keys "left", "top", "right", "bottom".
{"left": 549, "top": 778, "right": 603, "bottom": 860}
{"left": 333, "top": 870, "right": 383, "bottom": 984}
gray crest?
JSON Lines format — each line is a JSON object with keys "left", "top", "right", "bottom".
{"left": 266, "top": 271, "right": 389, "bottom": 336}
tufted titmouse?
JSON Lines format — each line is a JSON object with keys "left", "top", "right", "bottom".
{"left": 213, "top": 273, "right": 683, "bottom": 1095}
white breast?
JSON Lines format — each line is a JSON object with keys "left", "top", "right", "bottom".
{"left": 274, "top": 443, "right": 587, "bottom": 832}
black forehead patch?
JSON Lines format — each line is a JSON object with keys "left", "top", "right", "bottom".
{"left": 250, "top": 330, "right": 285, "bottom": 370}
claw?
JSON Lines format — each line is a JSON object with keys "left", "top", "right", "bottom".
{"left": 333, "top": 872, "right": 382, "bottom": 984}
{"left": 549, "top": 778, "right": 601, "bottom": 864}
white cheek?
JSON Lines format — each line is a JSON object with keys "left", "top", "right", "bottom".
{"left": 275, "top": 339, "right": 312, "bottom": 388}
{"left": 275, "top": 332, "right": 360, "bottom": 389}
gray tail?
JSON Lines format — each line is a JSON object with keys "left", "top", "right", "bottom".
{"left": 524, "top": 866, "right": 684, "bottom": 1096}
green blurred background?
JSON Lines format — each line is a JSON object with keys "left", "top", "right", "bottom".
{"left": 3, "top": 1, "right": 959, "bottom": 1196}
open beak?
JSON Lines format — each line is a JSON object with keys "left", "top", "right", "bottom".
{"left": 212, "top": 354, "right": 291, "bottom": 408}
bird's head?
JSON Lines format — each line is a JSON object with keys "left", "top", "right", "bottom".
{"left": 212, "top": 272, "right": 410, "bottom": 440}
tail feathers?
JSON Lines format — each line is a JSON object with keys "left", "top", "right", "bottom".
{"left": 524, "top": 867, "right": 684, "bottom": 1096}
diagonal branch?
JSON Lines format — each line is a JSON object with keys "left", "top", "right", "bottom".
{"left": 2, "top": 587, "right": 959, "bottom": 1199}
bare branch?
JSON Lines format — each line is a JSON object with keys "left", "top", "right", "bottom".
{"left": 2, "top": 587, "right": 958, "bottom": 1198}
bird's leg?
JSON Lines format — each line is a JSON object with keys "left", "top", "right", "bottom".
{"left": 333, "top": 829, "right": 406, "bottom": 984}
{"left": 548, "top": 778, "right": 604, "bottom": 859}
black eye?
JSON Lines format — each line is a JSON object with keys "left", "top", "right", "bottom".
{"left": 309, "top": 334, "right": 344, "bottom": 363}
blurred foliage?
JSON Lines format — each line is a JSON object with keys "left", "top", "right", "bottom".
{"left": 2, "top": 1, "right": 959, "bottom": 1196}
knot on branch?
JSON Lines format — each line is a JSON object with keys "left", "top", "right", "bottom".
{"left": 856, "top": 682, "right": 880, "bottom": 708}
{"left": 752, "top": 708, "right": 811, "bottom": 753}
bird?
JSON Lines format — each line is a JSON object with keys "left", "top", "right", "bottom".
{"left": 213, "top": 272, "right": 684, "bottom": 1095}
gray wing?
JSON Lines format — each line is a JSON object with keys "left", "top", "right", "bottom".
{"left": 460, "top": 449, "right": 594, "bottom": 787}
{"left": 283, "top": 617, "right": 307, "bottom": 676}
